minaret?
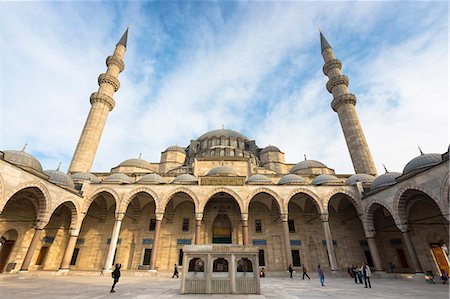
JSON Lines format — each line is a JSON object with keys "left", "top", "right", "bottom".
{"left": 68, "top": 29, "right": 128, "bottom": 174}
{"left": 320, "top": 32, "right": 377, "bottom": 176}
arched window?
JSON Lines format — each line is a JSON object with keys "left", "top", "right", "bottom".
{"left": 213, "top": 258, "right": 228, "bottom": 272}
{"left": 220, "top": 150, "right": 225, "bottom": 156}
{"left": 188, "top": 258, "right": 205, "bottom": 272}
{"left": 237, "top": 258, "right": 253, "bottom": 272}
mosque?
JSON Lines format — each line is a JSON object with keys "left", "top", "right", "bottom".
{"left": 0, "top": 29, "right": 448, "bottom": 277}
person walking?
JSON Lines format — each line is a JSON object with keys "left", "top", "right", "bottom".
{"left": 302, "top": 264, "right": 310, "bottom": 280}
{"left": 317, "top": 265, "right": 325, "bottom": 286}
{"left": 172, "top": 263, "right": 179, "bottom": 278}
{"left": 361, "top": 263, "right": 372, "bottom": 288}
{"left": 110, "top": 263, "right": 122, "bottom": 293}
{"left": 351, "top": 265, "right": 358, "bottom": 284}
{"left": 288, "top": 264, "right": 294, "bottom": 278}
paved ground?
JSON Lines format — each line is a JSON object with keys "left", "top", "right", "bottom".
{"left": 0, "top": 274, "right": 448, "bottom": 298}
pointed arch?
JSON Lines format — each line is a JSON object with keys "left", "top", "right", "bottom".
{"left": 325, "top": 188, "right": 362, "bottom": 215}
{"left": 201, "top": 187, "right": 244, "bottom": 213}
{"left": 364, "top": 200, "right": 397, "bottom": 235}
{"left": 0, "top": 173, "right": 4, "bottom": 204}
{"left": 245, "top": 187, "right": 282, "bottom": 213}
{"left": 119, "top": 187, "right": 160, "bottom": 214}
{"left": 159, "top": 187, "right": 199, "bottom": 214}
{"left": 84, "top": 187, "right": 120, "bottom": 214}
{"left": 47, "top": 200, "right": 79, "bottom": 229}
{"left": 285, "top": 187, "right": 323, "bottom": 214}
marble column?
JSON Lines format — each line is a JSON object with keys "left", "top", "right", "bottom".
{"left": 281, "top": 214, "right": 293, "bottom": 267}
{"left": 150, "top": 213, "right": 163, "bottom": 270}
{"left": 195, "top": 213, "right": 203, "bottom": 245}
{"left": 402, "top": 231, "right": 423, "bottom": 273}
{"left": 321, "top": 214, "right": 338, "bottom": 271}
{"left": 241, "top": 213, "right": 249, "bottom": 246}
{"left": 104, "top": 214, "right": 123, "bottom": 271}
{"left": 58, "top": 229, "right": 79, "bottom": 271}
{"left": 20, "top": 222, "right": 46, "bottom": 271}
{"left": 366, "top": 236, "right": 383, "bottom": 271}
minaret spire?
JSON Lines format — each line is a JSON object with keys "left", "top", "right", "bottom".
{"left": 68, "top": 29, "right": 128, "bottom": 174}
{"left": 320, "top": 32, "right": 377, "bottom": 176}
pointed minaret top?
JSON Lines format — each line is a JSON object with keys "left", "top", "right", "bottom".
{"left": 21, "top": 143, "right": 28, "bottom": 152}
{"left": 304, "top": 154, "right": 307, "bottom": 161}
{"left": 117, "top": 27, "right": 128, "bottom": 48}
{"left": 56, "top": 162, "right": 62, "bottom": 171}
{"left": 320, "top": 31, "right": 332, "bottom": 52}
{"left": 418, "top": 146, "right": 424, "bottom": 155}
{"left": 383, "top": 164, "right": 388, "bottom": 173}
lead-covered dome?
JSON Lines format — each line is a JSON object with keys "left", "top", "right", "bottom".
{"left": 291, "top": 160, "right": 327, "bottom": 174}
{"left": 44, "top": 169, "right": 75, "bottom": 189}
{"left": 312, "top": 174, "right": 341, "bottom": 186}
{"left": 260, "top": 146, "right": 281, "bottom": 154}
{"left": 345, "top": 174, "right": 375, "bottom": 186}
{"left": 197, "top": 129, "right": 249, "bottom": 141}
{"left": 165, "top": 145, "right": 186, "bottom": 154}
{"left": 172, "top": 174, "right": 198, "bottom": 184}
{"left": 71, "top": 172, "right": 101, "bottom": 184}
{"left": 118, "top": 158, "right": 153, "bottom": 170}
{"left": 103, "top": 173, "right": 133, "bottom": 184}
{"left": 278, "top": 174, "right": 306, "bottom": 185}
{"left": 371, "top": 172, "right": 401, "bottom": 190}
{"left": 3, "top": 150, "right": 43, "bottom": 172}
{"left": 206, "top": 166, "right": 237, "bottom": 177}
{"left": 138, "top": 173, "right": 167, "bottom": 184}
{"left": 403, "top": 153, "right": 442, "bottom": 174}
{"left": 247, "top": 174, "right": 272, "bottom": 184}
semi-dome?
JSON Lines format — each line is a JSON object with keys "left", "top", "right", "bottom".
{"left": 44, "top": 169, "right": 75, "bottom": 189}
{"left": 371, "top": 172, "right": 401, "bottom": 190}
{"left": 403, "top": 153, "right": 442, "bottom": 174}
{"left": 118, "top": 158, "right": 153, "bottom": 170}
{"left": 345, "top": 173, "right": 375, "bottom": 186}
{"left": 247, "top": 174, "right": 272, "bottom": 184}
{"left": 165, "top": 145, "right": 186, "bottom": 154}
{"left": 138, "top": 173, "right": 167, "bottom": 184}
{"left": 103, "top": 173, "right": 133, "bottom": 184}
{"left": 260, "top": 146, "right": 281, "bottom": 154}
{"left": 312, "top": 174, "right": 341, "bottom": 186}
{"left": 291, "top": 160, "right": 327, "bottom": 173}
{"left": 197, "top": 129, "right": 249, "bottom": 141}
{"left": 3, "top": 150, "right": 43, "bottom": 172}
{"left": 206, "top": 166, "right": 238, "bottom": 177}
{"left": 278, "top": 174, "right": 306, "bottom": 185}
{"left": 172, "top": 174, "right": 198, "bottom": 184}
{"left": 71, "top": 172, "right": 101, "bottom": 183}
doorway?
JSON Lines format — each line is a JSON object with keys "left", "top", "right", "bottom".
{"left": 0, "top": 230, "right": 18, "bottom": 273}
{"left": 213, "top": 214, "right": 232, "bottom": 244}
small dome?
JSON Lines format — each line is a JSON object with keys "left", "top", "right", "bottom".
{"left": 165, "top": 145, "right": 186, "bottom": 154}
{"left": 371, "top": 172, "right": 401, "bottom": 190}
{"left": 118, "top": 158, "right": 153, "bottom": 170}
{"left": 197, "top": 129, "right": 249, "bottom": 141}
{"left": 291, "top": 160, "right": 327, "bottom": 173}
{"left": 345, "top": 174, "right": 376, "bottom": 186}
{"left": 260, "top": 146, "right": 281, "bottom": 154}
{"left": 403, "top": 153, "right": 442, "bottom": 174}
{"left": 71, "top": 172, "right": 101, "bottom": 183}
{"left": 44, "top": 169, "right": 75, "bottom": 189}
{"left": 172, "top": 174, "right": 198, "bottom": 184}
{"left": 206, "top": 166, "right": 237, "bottom": 177}
{"left": 138, "top": 173, "right": 167, "bottom": 184}
{"left": 312, "top": 174, "right": 341, "bottom": 186}
{"left": 247, "top": 174, "right": 272, "bottom": 184}
{"left": 278, "top": 174, "right": 306, "bottom": 185}
{"left": 3, "top": 150, "right": 43, "bottom": 172}
{"left": 103, "top": 173, "right": 133, "bottom": 184}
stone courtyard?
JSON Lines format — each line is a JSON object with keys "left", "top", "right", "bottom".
{"left": 0, "top": 274, "right": 448, "bottom": 298}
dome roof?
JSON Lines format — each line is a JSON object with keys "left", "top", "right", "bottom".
{"left": 345, "top": 173, "right": 375, "bottom": 186}
{"left": 371, "top": 172, "right": 401, "bottom": 190}
{"left": 197, "top": 129, "right": 249, "bottom": 141}
{"left": 278, "top": 174, "right": 306, "bottom": 185}
{"left": 206, "top": 166, "right": 238, "bottom": 177}
{"left": 172, "top": 174, "right": 198, "bottom": 184}
{"left": 44, "top": 169, "right": 75, "bottom": 189}
{"left": 312, "top": 174, "right": 341, "bottom": 186}
{"left": 103, "top": 173, "right": 133, "bottom": 184}
{"left": 260, "top": 146, "right": 281, "bottom": 154}
{"left": 291, "top": 160, "right": 327, "bottom": 173}
{"left": 138, "top": 173, "right": 167, "bottom": 184}
{"left": 247, "top": 174, "right": 272, "bottom": 184}
{"left": 165, "top": 145, "right": 186, "bottom": 154}
{"left": 403, "top": 153, "right": 442, "bottom": 174}
{"left": 71, "top": 172, "right": 101, "bottom": 183}
{"left": 118, "top": 158, "right": 153, "bottom": 170}
{"left": 3, "top": 150, "right": 43, "bottom": 172}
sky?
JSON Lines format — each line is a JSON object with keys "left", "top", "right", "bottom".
{"left": 1, "top": 1, "right": 448, "bottom": 175}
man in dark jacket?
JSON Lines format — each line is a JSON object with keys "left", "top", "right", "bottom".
{"left": 288, "top": 264, "right": 293, "bottom": 278}
{"left": 110, "top": 264, "right": 122, "bottom": 293}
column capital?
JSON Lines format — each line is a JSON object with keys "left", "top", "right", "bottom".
{"left": 35, "top": 220, "right": 48, "bottom": 229}
{"left": 280, "top": 213, "right": 288, "bottom": 222}
{"left": 155, "top": 212, "right": 164, "bottom": 221}
{"left": 320, "top": 214, "right": 329, "bottom": 222}
{"left": 69, "top": 228, "right": 80, "bottom": 237}
{"left": 241, "top": 213, "right": 249, "bottom": 221}
{"left": 195, "top": 212, "right": 204, "bottom": 221}
{"left": 365, "top": 232, "right": 376, "bottom": 239}
{"left": 115, "top": 212, "right": 125, "bottom": 221}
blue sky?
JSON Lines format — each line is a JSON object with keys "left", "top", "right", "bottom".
{"left": 1, "top": 1, "right": 448, "bottom": 174}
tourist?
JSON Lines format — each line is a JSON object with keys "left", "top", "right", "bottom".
{"left": 356, "top": 265, "right": 363, "bottom": 284}
{"left": 302, "top": 264, "right": 310, "bottom": 280}
{"left": 317, "top": 265, "right": 325, "bottom": 286}
{"left": 361, "top": 263, "right": 372, "bottom": 288}
{"left": 288, "top": 264, "right": 293, "bottom": 278}
{"left": 172, "top": 264, "right": 179, "bottom": 278}
{"left": 100, "top": 267, "right": 105, "bottom": 276}
{"left": 351, "top": 265, "right": 359, "bottom": 284}
{"left": 389, "top": 261, "right": 396, "bottom": 273}
{"left": 441, "top": 270, "right": 448, "bottom": 284}
{"left": 110, "top": 263, "right": 121, "bottom": 293}
{"left": 347, "top": 266, "right": 353, "bottom": 278}
{"left": 260, "top": 267, "right": 265, "bottom": 278}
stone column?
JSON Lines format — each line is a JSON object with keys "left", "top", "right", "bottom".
{"left": 149, "top": 213, "right": 163, "bottom": 270}
{"left": 230, "top": 253, "right": 236, "bottom": 293}
{"left": 195, "top": 213, "right": 203, "bottom": 245}
{"left": 321, "top": 214, "right": 338, "bottom": 271}
{"left": 58, "top": 229, "right": 79, "bottom": 271}
{"left": 402, "top": 231, "right": 423, "bottom": 273}
{"left": 20, "top": 222, "right": 46, "bottom": 271}
{"left": 281, "top": 214, "right": 293, "bottom": 267}
{"left": 366, "top": 236, "right": 383, "bottom": 271}
{"left": 241, "top": 213, "right": 249, "bottom": 246}
{"left": 104, "top": 214, "right": 123, "bottom": 271}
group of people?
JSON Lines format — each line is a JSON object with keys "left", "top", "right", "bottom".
{"left": 287, "top": 264, "right": 323, "bottom": 286}
{"left": 348, "top": 263, "right": 372, "bottom": 288}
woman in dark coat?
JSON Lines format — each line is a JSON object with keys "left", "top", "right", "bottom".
{"left": 110, "top": 264, "right": 122, "bottom": 293}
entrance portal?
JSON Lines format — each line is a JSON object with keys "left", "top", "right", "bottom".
{"left": 213, "top": 214, "right": 232, "bottom": 244}
{"left": 0, "top": 229, "right": 18, "bottom": 273}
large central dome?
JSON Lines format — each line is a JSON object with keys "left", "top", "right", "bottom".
{"left": 196, "top": 129, "right": 249, "bottom": 141}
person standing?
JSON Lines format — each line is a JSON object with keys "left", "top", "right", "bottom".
{"left": 288, "top": 264, "right": 294, "bottom": 278}
{"left": 361, "top": 263, "right": 372, "bottom": 288}
{"left": 110, "top": 263, "right": 122, "bottom": 293}
{"left": 302, "top": 264, "right": 310, "bottom": 280}
{"left": 172, "top": 264, "right": 179, "bottom": 278}
{"left": 317, "top": 265, "right": 325, "bottom": 286}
